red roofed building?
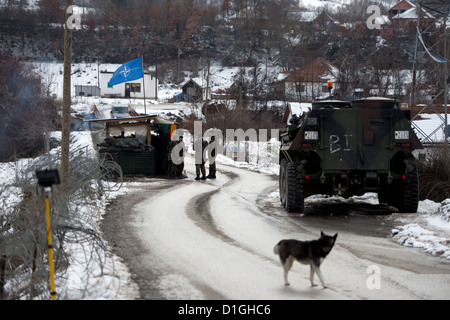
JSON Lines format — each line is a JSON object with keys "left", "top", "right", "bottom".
{"left": 388, "top": 0, "right": 435, "bottom": 28}
{"left": 274, "top": 58, "right": 336, "bottom": 101}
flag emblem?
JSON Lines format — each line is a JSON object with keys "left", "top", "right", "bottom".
{"left": 120, "top": 66, "right": 131, "bottom": 78}
{"left": 108, "top": 57, "right": 144, "bottom": 87}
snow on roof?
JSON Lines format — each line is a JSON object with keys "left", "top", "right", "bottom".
{"left": 277, "top": 72, "right": 290, "bottom": 81}
{"left": 391, "top": 6, "right": 435, "bottom": 20}
{"left": 376, "top": 15, "right": 391, "bottom": 26}
{"left": 392, "top": 7, "right": 417, "bottom": 20}
{"left": 281, "top": 58, "right": 336, "bottom": 83}
{"left": 390, "top": 0, "right": 416, "bottom": 10}
{"left": 298, "top": 11, "right": 319, "bottom": 22}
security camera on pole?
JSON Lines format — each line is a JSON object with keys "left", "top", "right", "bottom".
{"left": 35, "top": 169, "right": 60, "bottom": 300}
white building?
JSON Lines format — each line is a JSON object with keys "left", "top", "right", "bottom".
{"left": 99, "top": 72, "right": 158, "bottom": 99}
{"left": 277, "top": 58, "right": 337, "bottom": 101}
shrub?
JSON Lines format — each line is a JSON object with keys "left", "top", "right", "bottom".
{"left": 417, "top": 146, "right": 450, "bottom": 202}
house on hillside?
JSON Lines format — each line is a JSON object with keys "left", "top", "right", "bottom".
{"left": 75, "top": 85, "right": 100, "bottom": 97}
{"left": 273, "top": 58, "right": 337, "bottom": 101}
{"left": 313, "top": 11, "right": 334, "bottom": 29}
{"left": 99, "top": 71, "right": 158, "bottom": 99}
{"left": 289, "top": 10, "right": 335, "bottom": 29}
{"left": 388, "top": 0, "right": 416, "bottom": 21}
{"left": 388, "top": 0, "right": 435, "bottom": 28}
{"left": 179, "top": 78, "right": 211, "bottom": 101}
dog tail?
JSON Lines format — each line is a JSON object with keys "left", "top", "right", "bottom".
{"left": 273, "top": 241, "right": 282, "bottom": 255}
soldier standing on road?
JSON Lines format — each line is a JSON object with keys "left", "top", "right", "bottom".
{"left": 167, "top": 135, "right": 186, "bottom": 179}
{"left": 167, "top": 137, "right": 177, "bottom": 179}
{"left": 194, "top": 138, "right": 208, "bottom": 180}
{"left": 206, "top": 136, "right": 216, "bottom": 179}
{"left": 176, "top": 135, "right": 186, "bottom": 178}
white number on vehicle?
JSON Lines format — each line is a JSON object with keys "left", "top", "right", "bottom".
{"left": 395, "top": 131, "right": 409, "bottom": 140}
{"left": 304, "top": 131, "right": 319, "bottom": 140}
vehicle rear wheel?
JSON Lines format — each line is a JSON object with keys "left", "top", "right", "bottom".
{"left": 279, "top": 159, "right": 287, "bottom": 207}
{"left": 397, "top": 164, "right": 419, "bottom": 213}
{"left": 285, "top": 161, "right": 304, "bottom": 213}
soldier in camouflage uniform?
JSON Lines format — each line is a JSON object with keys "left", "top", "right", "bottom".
{"left": 195, "top": 138, "right": 208, "bottom": 180}
{"left": 206, "top": 136, "right": 216, "bottom": 179}
{"left": 167, "top": 137, "right": 177, "bottom": 179}
{"left": 167, "top": 135, "right": 185, "bottom": 179}
{"left": 175, "top": 135, "right": 186, "bottom": 178}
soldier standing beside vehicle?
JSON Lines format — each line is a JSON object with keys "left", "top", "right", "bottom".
{"left": 206, "top": 136, "right": 217, "bottom": 179}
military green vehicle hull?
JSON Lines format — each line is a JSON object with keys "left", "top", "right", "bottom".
{"left": 279, "top": 98, "right": 423, "bottom": 213}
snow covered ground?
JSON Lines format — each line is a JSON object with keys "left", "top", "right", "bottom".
{"left": 1, "top": 61, "right": 449, "bottom": 299}
{"left": 109, "top": 149, "right": 450, "bottom": 300}
{"left": 0, "top": 130, "right": 140, "bottom": 299}
{"left": 392, "top": 199, "right": 450, "bottom": 260}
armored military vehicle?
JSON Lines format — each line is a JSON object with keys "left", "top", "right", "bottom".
{"left": 279, "top": 97, "right": 423, "bottom": 213}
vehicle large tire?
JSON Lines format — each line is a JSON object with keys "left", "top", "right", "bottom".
{"left": 285, "top": 161, "right": 304, "bottom": 213}
{"left": 397, "top": 164, "right": 419, "bottom": 213}
{"left": 279, "top": 159, "right": 287, "bottom": 207}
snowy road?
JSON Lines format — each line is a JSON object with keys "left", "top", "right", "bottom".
{"left": 103, "top": 156, "right": 450, "bottom": 300}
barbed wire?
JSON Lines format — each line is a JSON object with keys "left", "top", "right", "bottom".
{"left": 0, "top": 142, "right": 122, "bottom": 299}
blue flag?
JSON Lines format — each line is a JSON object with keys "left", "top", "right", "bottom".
{"left": 108, "top": 57, "right": 144, "bottom": 86}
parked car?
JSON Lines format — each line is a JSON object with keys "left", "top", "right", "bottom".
{"left": 110, "top": 106, "right": 129, "bottom": 118}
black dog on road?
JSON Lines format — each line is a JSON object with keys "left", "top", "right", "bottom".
{"left": 274, "top": 232, "right": 338, "bottom": 288}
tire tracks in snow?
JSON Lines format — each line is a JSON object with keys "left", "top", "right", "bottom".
{"left": 187, "top": 166, "right": 295, "bottom": 267}
{"left": 186, "top": 188, "right": 276, "bottom": 267}
{"left": 104, "top": 165, "right": 450, "bottom": 300}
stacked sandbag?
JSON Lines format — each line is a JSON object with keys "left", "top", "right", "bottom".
{"left": 98, "top": 136, "right": 154, "bottom": 153}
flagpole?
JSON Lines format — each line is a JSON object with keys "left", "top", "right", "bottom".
{"left": 142, "top": 58, "right": 146, "bottom": 115}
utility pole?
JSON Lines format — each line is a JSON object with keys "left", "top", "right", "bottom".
{"left": 205, "top": 58, "right": 210, "bottom": 121}
{"left": 177, "top": 45, "right": 181, "bottom": 84}
{"left": 0, "top": 215, "right": 5, "bottom": 300}
{"left": 155, "top": 49, "right": 158, "bottom": 101}
{"left": 444, "top": 6, "right": 448, "bottom": 148}
{"left": 239, "top": 67, "right": 243, "bottom": 128}
{"left": 411, "top": 1, "right": 449, "bottom": 147}
{"left": 61, "top": 0, "right": 73, "bottom": 184}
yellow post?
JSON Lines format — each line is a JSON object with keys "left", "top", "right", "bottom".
{"left": 44, "top": 193, "right": 57, "bottom": 300}
{"left": 36, "top": 169, "right": 60, "bottom": 300}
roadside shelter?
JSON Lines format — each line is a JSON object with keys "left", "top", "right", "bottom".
{"left": 86, "top": 115, "right": 177, "bottom": 176}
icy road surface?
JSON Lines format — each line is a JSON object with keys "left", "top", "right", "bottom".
{"left": 102, "top": 156, "right": 450, "bottom": 300}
